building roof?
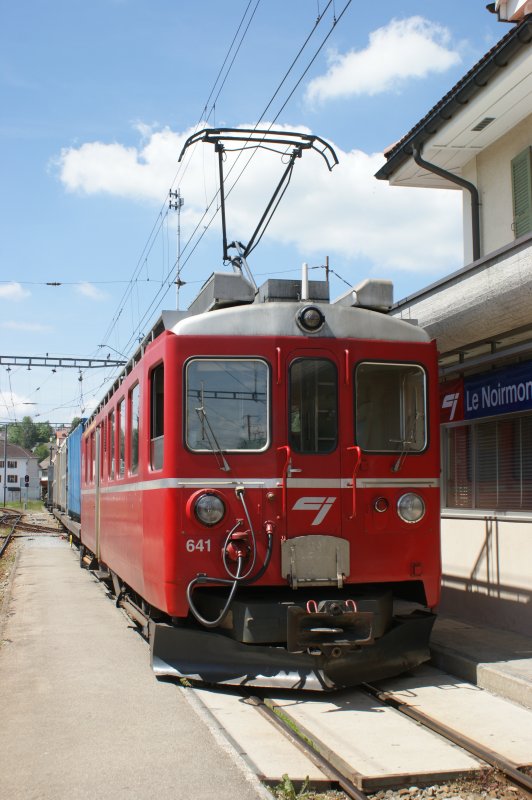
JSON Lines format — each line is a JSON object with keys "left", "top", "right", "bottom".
{"left": 0, "top": 438, "right": 37, "bottom": 460}
{"left": 0, "top": 434, "right": 38, "bottom": 460}
{"left": 375, "top": 15, "right": 532, "bottom": 188}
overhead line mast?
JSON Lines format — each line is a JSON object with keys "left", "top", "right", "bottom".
{"left": 0, "top": 356, "right": 125, "bottom": 369}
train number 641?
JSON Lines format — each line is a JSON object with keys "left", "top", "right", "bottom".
{"left": 186, "top": 538, "right": 212, "bottom": 553}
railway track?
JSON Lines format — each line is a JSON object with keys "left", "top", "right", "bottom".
{"left": 0, "top": 510, "right": 21, "bottom": 558}
{"left": 184, "top": 672, "right": 532, "bottom": 800}
{"left": 363, "top": 682, "right": 532, "bottom": 797}
{"left": 0, "top": 508, "right": 64, "bottom": 558}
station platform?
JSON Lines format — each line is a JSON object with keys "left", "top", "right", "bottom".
{"left": 0, "top": 535, "right": 268, "bottom": 800}
{"left": 1, "top": 531, "right": 532, "bottom": 799}
{"left": 430, "top": 615, "right": 532, "bottom": 710}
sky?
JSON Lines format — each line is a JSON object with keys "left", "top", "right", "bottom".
{"left": 0, "top": 0, "right": 507, "bottom": 426}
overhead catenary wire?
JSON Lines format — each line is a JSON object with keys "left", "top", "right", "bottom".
{"left": 10, "top": 3, "right": 354, "bottom": 419}
{"left": 114, "top": 4, "right": 350, "bottom": 355}
{"left": 96, "top": 2, "right": 264, "bottom": 356}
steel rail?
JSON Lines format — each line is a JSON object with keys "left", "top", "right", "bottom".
{"left": 245, "top": 694, "right": 369, "bottom": 800}
{"left": 0, "top": 514, "right": 21, "bottom": 558}
{"left": 14, "top": 522, "right": 63, "bottom": 534}
{"left": 362, "top": 683, "right": 532, "bottom": 796}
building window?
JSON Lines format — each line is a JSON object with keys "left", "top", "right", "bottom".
{"left": 444, "top": 412, "right": 532, "bottom": 511}
{"left": 511, "top": 147, "right": 532, "bottom": 238}
{"left": 7, "top": 460, "right": 17, "bottom": 469}
{"left": 7, "top": 475, "right": 18, "bottom": 484}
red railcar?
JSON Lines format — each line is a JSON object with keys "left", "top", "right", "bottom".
{"left": 80, "top": 274, "right": 441, "bottom": 690}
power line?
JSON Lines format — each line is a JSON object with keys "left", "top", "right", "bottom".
{"left": 0, "top": 279, "right": 169, "bottom": 287}
{"left": 19, "top": 5, "right": 353, "bottom": 412}
{"left": 125, "top": 2, "right": 350, "bottom": 337}
{"left": 97, "top": 2, "right": 264, "bottom": 355}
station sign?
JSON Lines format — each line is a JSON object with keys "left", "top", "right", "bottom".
{"left": 440, "top": 360, "right": 532, "bottom": 423}
{"left": 464, "top": 361, "right": 532, "bottom": 420}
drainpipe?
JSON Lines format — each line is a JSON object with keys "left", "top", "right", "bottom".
{"left": 412, "top": 145, "right": 481, "bottom": 262}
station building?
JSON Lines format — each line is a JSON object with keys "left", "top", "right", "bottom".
{"left": 376, "top": 2, "right": 532, "bottom": 635}
{"left": 0, "top": 436, "right": 40, "bottom": 502}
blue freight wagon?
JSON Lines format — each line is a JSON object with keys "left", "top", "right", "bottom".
{"left": 66, "top": 421, "right": 85, "bottom": 521}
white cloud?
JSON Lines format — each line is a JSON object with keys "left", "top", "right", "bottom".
{"left": 0, "top": 391, "right": 36, "bottom": 418}
{"left": 0, "top": 282, "right": 30, "bottom": 301}
{"left": 56, "top": 122, "right": 462, "bottom": 279}
{"left": 57, "top": 126, "right": 186, "bottom": 201}
{"left": 75, "top": 282, "right": 108, "bottom": 301}
{"left": 305, "top": 17, "right": 461, "bottom": 103}
{"left": 0, "top": 321, "right": 52, "bottom": 331}
{"left": 223, "top": 139, "right": 462, "bottom": 274}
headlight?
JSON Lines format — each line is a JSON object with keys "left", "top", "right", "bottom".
{"left": 297, "top": 305, "right": 325, "bottom": 332}
{"left": 194, "top": 493, "right": 226, "bottom": 526}
{"left": 397, "top": 493, "right": 425, "bottom": 524}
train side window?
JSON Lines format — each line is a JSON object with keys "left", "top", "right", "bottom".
{"left": 150, "top": 363, "right": 164, "bottom": 470}
{"left": 289, "top": 359, "right": 337, "bottom": 454}
{"left": 355, "top": 362, "right": 427, "bottom": 452}
{"left": 108, "top": 410, "right": 115, "bottom": 479}
{"left": 186, "top": 359, "right": 269, "bottom": 452}
{"left": 118, "top": 399, "right": 125, "bottom": 477}
{"left": 130, "top": 383, "right": 140, "bottom": 474}
{"left": 84, "top": 438, "right": 89, "bottom": 483}
{"left": 90, "top": 432, "right": 95, "bottom": 483}
{"left": 101, "top": 419, "right": 106, "bottom": 480}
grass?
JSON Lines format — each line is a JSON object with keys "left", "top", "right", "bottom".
{"left": 2, "top": 500, "right": 45, "bottom": 512}
{"left": 270, "top": 776, "right": 346, "bottom": 800}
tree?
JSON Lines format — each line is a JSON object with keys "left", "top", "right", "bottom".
{"left": 35, "top": 422, "right": 53, "bottom": 442}
{"left": 70, "top": 416, "right": 82, "bottom": 431}
{"left": 8, "top": 416, "right": 38, "bottom": 450}
{"left": 8, "top": 417, "right": 54, "bottom": 453}
{"left": 34, "top": 442, "right": 52, "bottom": 462}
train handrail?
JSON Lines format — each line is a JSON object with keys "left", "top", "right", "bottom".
{"left": 277, "top": 445, "right": 292, "bottom": 516}
{"left": 347, "top": 446, "right": 362, "bottom": 519}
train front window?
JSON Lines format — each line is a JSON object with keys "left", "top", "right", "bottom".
{"left": 289, "top": 359, "right": 337, "bottom": 454}
{"left": 186, "top": 359, "right": 269, "bottom": 452}
{"left": 355, "top": 362, "right": 427, "bottom": 453}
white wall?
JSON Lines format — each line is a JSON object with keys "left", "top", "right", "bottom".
{"left": 438, "top": 516, "right": 532, "bottom": 635}
{"left": 463, "top": 113, "right": 532, "bottom": 262}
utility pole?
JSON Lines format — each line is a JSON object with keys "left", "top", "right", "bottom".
{"left": 169, "top": 189, "right": 184, "bottom": 309}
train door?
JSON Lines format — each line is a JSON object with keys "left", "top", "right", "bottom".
{"left": 279, "top": 348, "right": 351, "bottom": 588}
{"left": 94, "top": 426, "right": 101, "bottom": 559}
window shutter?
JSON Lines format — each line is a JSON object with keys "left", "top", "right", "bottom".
{"left": 511, "top": 147, "right": 532, "bottom": 238}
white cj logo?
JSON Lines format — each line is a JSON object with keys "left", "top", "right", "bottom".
{"left": 442, "top": 392, "right": 460, "bottom": 421}
{"left": 292, "top": 496, "right": 337, "bottom": 526}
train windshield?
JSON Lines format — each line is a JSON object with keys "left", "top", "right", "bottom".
{"left": 185, "top": 358, "right": 269, "bottom": 452}
{"left": 355, "top": 362, "right": 427, "bottom": 453}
